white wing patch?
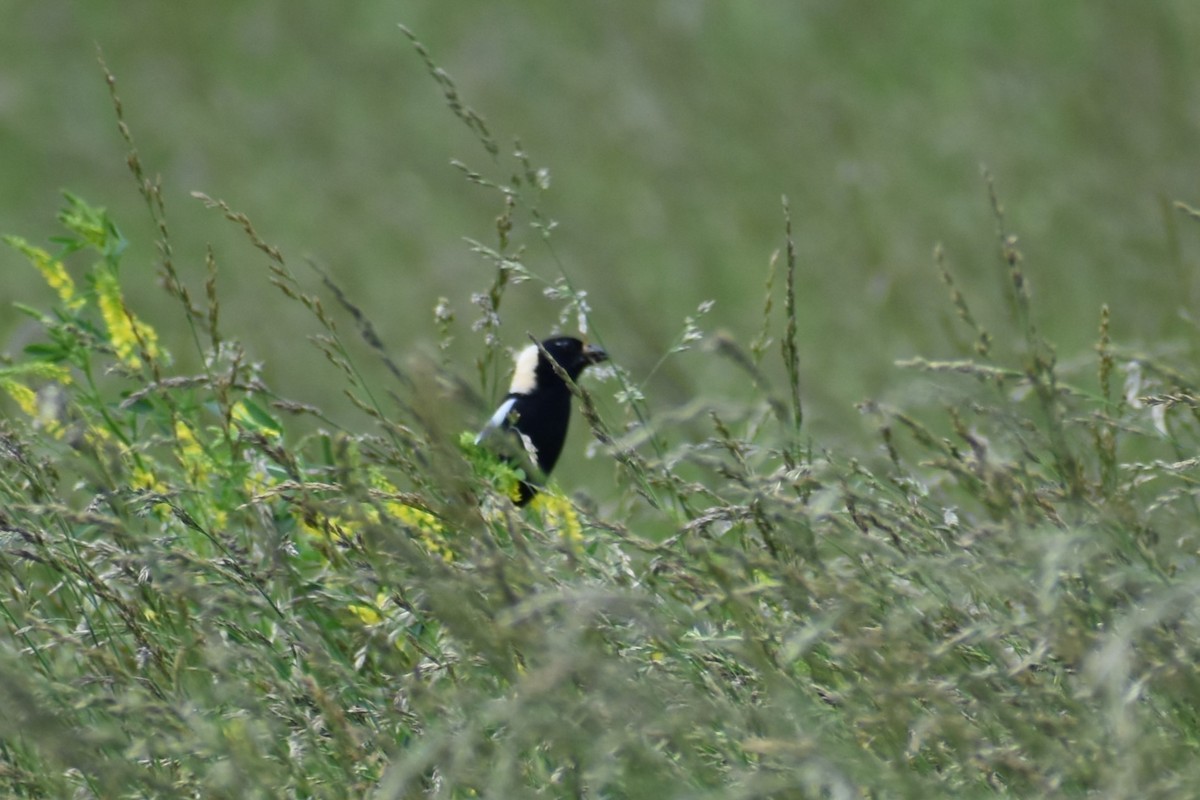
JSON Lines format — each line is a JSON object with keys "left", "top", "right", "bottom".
{"left": 475, "top": 396, "right": 518, "bottom": 444}
{"left": 509, "top": 344, "right": 540, "bottom": 396}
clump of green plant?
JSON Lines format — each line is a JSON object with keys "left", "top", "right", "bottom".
{"left": 3, "top": 33, "right": 1200, "bottom": 800}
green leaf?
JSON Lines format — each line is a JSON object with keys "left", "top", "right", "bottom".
{"left": 238, "top": 398, "right": 283, "bottom": 435}
{"left": 22, "top": 342, "right": 69, "bottom": 361}
{"left": 13, "top": 302, "right": 50, "bottom": 322}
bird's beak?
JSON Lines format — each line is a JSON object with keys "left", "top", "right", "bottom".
{"left": 582, "top": 343, "right": 608, "bottom": 365}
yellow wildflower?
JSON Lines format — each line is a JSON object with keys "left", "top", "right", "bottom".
{"left": 94, "top": 269, "right": 162, "bottom": 369}
{"left": 297, "top": 510, "right": 355, "bottom": 543}
{"left": 174, "top": 420, "right": 211, "bottom": 485}
{"left": 348, "top": 603, "right": 382, "bottom": 626}
{"left": 1, "top": 378, "right": 38, "bottom": 418}
{"left": 1, "top": 362, "right": 72, "bottom": 384}
{"left": 347, "top": 592, "right": 391, "bottom": 626}
{"left": 129, "top": 461, "right": 171, "bottom": 519}
{"left": 392, "top": 502, "right": 455, "bottom": 562}
{"left": 530, "top": 491, "right": 584, "bottom": 546}
{"left": 3, "top": 236, "right": 84, "bottom": 312}
{"left": 369, "top": 468, "right": 455, "bottom": 562}
{"left": 0, "top": 364, "right": 74, "bottom": 438}
{"left": 83, "top": 424, "right": 112, "bottom": 448}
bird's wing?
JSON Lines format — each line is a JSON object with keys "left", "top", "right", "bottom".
{"left": 475, "top": 396, "right": 518, "bottom": 444}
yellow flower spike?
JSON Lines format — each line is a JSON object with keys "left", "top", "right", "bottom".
{"left": 387, "top": 502, "right": 442, "bottom": 533}
{"left": 0, "top": 365, "right": 75, "bottom": 438}
{"left": 348, "top": 603, "right": 383, "bottom": 626}
{"left": 3, "top": 236, "right": 85, "bottom": 313}
{"left": 1, "top": 378, "right": 39, "bottom": 419}
{"left": 297, "top": 510, "right": 356, "bottom": 543}
{"left": 348, "top": 592, "right": 392, "bottom": 626}
{"left": 173, "top": 419, "right": 211, "bottom": 485}
{"left": 530, "top": 491, "right": 584, "bottom": 546}
{"left": 389, "top": 502, "right": 455, "bottom": 562}
{"left": 368, "top": 467, "right": 455, "bottom": 562}
{"left": 132, "top": 468, "right": 164, "bottom": 493}
{"left": 365, "top": 467, "right": 391, "bottom": 491}
{"left": 94, "top": 269, "right": 163, "bottom": 369}
{"left": 83, "top": 425, "right": 113, "bottom": 448}
{"left": 130, "top": 463, "right": 172, "bottom": 519}
{"left": 1, "top": 362, "right": 72, "bottom": 385}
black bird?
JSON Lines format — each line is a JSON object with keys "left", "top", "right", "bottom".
{"left": 476, "top": 336, "right": 608, "bottom": 505}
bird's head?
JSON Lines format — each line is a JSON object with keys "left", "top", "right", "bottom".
{"left": 539, "top": 336, "right": 608, "bottom": 382}
{"left": 511, "top": 336, "right": 608, "bottom": 394}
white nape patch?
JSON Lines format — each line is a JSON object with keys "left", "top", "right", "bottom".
{"left": 476, "top": 396, "right": 517, "bottom": 444}
{"left": 509, "top": 344, "right": 541, "bottom": 396}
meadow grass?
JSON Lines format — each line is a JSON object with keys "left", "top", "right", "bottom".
{"left": 3, "top": 36, "right": 1200, "bottom": 800}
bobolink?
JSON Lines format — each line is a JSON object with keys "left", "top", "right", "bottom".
{"left": 476, "top": 336, "right": 608, "bottom": 505}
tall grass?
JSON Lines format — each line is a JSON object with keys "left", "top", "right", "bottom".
{"left": 2, "top": 33, "right": 1200, "bottom": 800}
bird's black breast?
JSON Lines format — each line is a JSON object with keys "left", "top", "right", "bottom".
{"left": 505, "top": 381, "right": 573, "bottom": 476}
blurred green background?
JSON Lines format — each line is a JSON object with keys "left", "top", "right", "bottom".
{"left": 4, "top": 1, "right": 1200, "bottom": 448}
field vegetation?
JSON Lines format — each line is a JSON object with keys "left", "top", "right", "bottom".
{"left": 4, "top": 7, "right": 1200, "bottom": 798}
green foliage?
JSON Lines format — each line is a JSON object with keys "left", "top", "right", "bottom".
{"left": 5, "top": 32, "right": 1200, "bottom": 800}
